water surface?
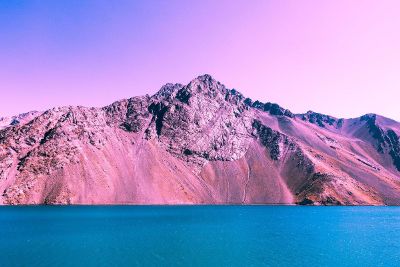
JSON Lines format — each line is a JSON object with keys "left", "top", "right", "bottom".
{"left": 0, "top": 206, "right": 399, "bottom": 266}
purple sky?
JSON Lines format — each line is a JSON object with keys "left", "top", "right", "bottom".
{"left": 1, "top": 0, "right": 399, "bottom": 120}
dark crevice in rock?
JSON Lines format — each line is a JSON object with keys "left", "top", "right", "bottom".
{"left": 176, "top": 89, "right": 191, "bottom": 104}
{"left": 322, "top": 197, "right": 342, "bottom": 205}
{"left": 183, "top": 149, "right": 193, "bottom": 156}
{"left": 119, "top": 121, "right": 142, "bottom": 132}
{"left": 17, "top": 151, "right": 32, "bottom": 171}
{"left": 297, "top": 198, "right": 314, "bottom": 205}
{"left": 361, "top": 115, "right": 400, "bottom": 171}
{"left": 40, "top": 128, "right": 56, "bottom": 145}
{"left": 252, "top": 120, "right": 285, "bottom": 160}
{"left": 361, "top": 114, "right": 386, "bottom": 152}
{"left": 387, "top": 130, "right": 400, "bottom": 171}
{"left": 148, "top": 102, "right": 169, "bottom": 136}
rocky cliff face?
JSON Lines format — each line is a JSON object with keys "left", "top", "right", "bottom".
{"left": 1, "top": 74, "right": 399, "bottom": 205}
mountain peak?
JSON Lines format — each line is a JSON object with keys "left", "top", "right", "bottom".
{"left": 188, "top": 74, "right": 224, "bottom": 90}
{"left": 194, "top": 74, "right": 216, "bottom": 82}
{"left": 2, "top": 75, "right": 400, "bottom": 206}
{"left": 152, "top": 83, "right": 183, "bottom": 101}
{"left": 173, "top": 74, "right": 227, "bottom": 104}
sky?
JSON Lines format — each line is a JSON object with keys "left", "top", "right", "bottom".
{"left": 0, "top": 0, "right": 399, "bottom": 120}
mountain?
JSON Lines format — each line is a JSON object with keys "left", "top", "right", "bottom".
{"left": 1, "top": 74, "right": 399, "bottom": 205}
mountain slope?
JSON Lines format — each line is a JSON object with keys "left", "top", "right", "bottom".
{"left": 1, "top": 75, "right": 399, "bottom": 205}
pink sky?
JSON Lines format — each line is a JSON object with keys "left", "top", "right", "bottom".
{"left": 0, "top": 0, "right": 399, "bottom": 120}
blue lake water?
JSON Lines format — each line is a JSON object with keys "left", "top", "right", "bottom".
{"left": 0, "top": 206, "right": 399, "bottom": 266}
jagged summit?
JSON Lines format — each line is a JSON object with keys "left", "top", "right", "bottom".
{"left": 152, "top": 83, "right": 183, "bottom": 100}
{"left": 174, "top": 74, "right": 226, "bottom": 104}
{"left": 1, "top": 75, "right": 400, "bottom": 205}
{"left": 192, "top": 74, "right": 221, "bottom": 87}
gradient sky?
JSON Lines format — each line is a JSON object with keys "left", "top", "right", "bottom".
{"left": 0, "top": 0, "right": 399, "bottom": 120}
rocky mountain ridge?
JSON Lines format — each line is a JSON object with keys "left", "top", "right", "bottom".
{"left": 1, "top": 74, "right": 399, "bottom": 205}
{"left": 0, "top": 111, "right": 40, "bottom": 130}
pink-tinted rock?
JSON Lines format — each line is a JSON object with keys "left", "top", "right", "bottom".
{"left": 0, "top": 74, "right": 399, "bottom": 205}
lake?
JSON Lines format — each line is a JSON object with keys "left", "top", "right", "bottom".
{"left": 0, "top": 206, "right": 399, "bottom": 266}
